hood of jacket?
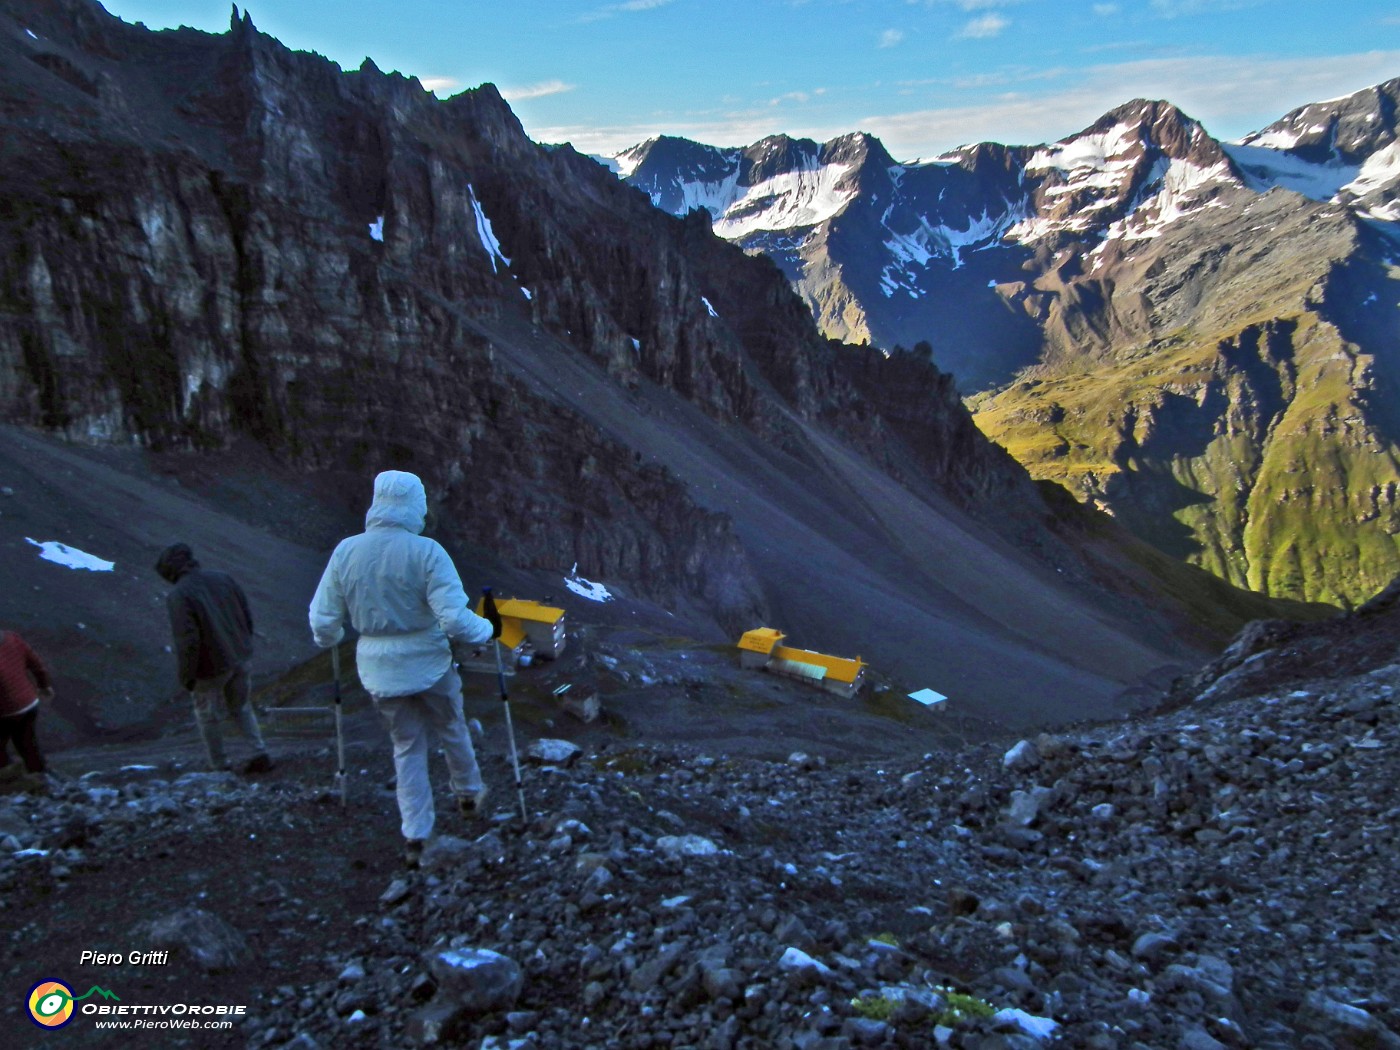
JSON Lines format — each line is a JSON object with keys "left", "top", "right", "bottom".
{"left": 155, "top": 543, "right": 200, "bottom": 582}
{"left": 365, "top": 470, "right": 427, "bottom": 534}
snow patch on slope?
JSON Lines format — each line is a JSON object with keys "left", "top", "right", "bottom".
{"left": 566, "top": 564, "right": 613, "bottom": 602}
{"left": 664, "top": 165, "right": 745, "bottom": 220}
{"left": 1027, "top": 123, "right": 1140, "bottom": 187}
{"left": 610, "top": 142, "right": 653, "bottom": 179}
{"left": 1361, "top": 199, "right": 1400, "bottom": 222}
{"left": 1007, "top": 212, "right": 1094, "bottom": 243}
{"left": 1117, "top": 158, "right": 1234, "bottom": 240}
{"left": 1225, "top": 134, "right": 1400, "bottom": 221}
{"left": 26, "top": 538, "right": 114, "bottom": 572}
{"left": 713, "top": 161, "right": 857, "bottom": 238}
{"left": 1243, "top": 126, "right": 1315, "bottom": 151}
{"left": 1013, "top": 155, "right": 1232, "bottom": 246}
{"left": 468, "top": 184, "right": 510, "bottom": 273}
{"left": 1224, "top": 142, "right": 1359, "bottom": 200}
{"left": 882, "top": 206, "right": 1024, "bottom": 287}
{"left": 1346, "top": 141, "right": 1400, "bottom": 199}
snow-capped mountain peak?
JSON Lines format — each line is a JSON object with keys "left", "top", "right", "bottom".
{"left": 617, "top": 132, "right": 874, "bottom": 238}
{"left": 608, "top": 77, "right": 1400, "bottom": 384}
{"left": 1009, "top": 100, "right": 1241, "bottom": 245}
{"left": 1228, "top": 77, "right": 1400, "bottom": 222}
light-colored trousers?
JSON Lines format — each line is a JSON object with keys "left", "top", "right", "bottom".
{"left": 191, "top": 663, "right": 267, "bottom": 770}
{"left": 374, "top": 666, "right": 481, "bottom": 842}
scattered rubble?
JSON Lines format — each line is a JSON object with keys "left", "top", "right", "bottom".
{"left": 2, "top": 636, "right": 1398, "bottom": 1048}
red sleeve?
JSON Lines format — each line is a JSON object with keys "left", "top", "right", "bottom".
{"left": 19, "top": 636, "right": 51, "bottom": 691}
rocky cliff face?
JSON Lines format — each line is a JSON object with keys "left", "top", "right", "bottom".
{"left": 0, "top": 0, "right": 1107, "bottom": 667}
{"left": 617, "top": 87, "right": 1400, "bottom": 608}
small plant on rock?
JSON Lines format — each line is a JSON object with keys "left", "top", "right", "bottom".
{"left": 849, "top": 994, "right": 897, "bottom": 1021}
{"left": 933, "top": 988, "right": 996, "bottom": 1026}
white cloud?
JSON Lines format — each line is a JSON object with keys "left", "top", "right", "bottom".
{"left": 524, "top": 50, "right": 1400, "bottom": 163}
{"left": 502, "top": 79, "right": 577, "bottom": 101}
{"left": 531, "top": 105, "right": 852, "bottom": 157}
{"left": 768, "top": 88, "right": 828, "bottom": 106}
{"left": 859, "top": 50, "right": 1400, "bottom": 159}
{"left": 1150, "top": 0, "right": 1264, "bottom": 14}
{"left": 419, "top": 76, "right": 461, "bottom": 95}
{"left": 916, "top": 0, "right": 1025, "bottom": 9}
{"left": 958, "top": 13, "right": 1009, "bottom": 38}
{"left": 578, "top": 0, "right": 673, "bottom": 23}
{"left": 1093, "top": 3, "right": 1120, "bottom": 14}
{"left": 879, "top": 28, "right": 906, "bottom": 48}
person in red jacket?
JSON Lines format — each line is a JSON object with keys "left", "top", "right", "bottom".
{"left": 0, "top": 628, "right": 53, "bottom": 775}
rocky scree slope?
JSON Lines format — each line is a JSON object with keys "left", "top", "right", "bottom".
{"left": 0, "top": 0, "right": 1290, "bottom": 727}
{"left": 2, "top": 594, "right": 1399, "bottom": 1049}
{"left": 619, "top": 91, "right": 1400, "bottom": 608}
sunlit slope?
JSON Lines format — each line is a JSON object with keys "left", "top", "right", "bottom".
{"left": 974, "top": 192, "right": 1400, "bottom": 606}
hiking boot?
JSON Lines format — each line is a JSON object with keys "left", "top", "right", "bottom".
{"left": 458, "top": 786, "right": 489, "bottom": 820}
{"left": 404, "top": 839, "right": 425, "bottom": 870}
{"left": 243, "top": 754, "right": 274, "bottom": 775}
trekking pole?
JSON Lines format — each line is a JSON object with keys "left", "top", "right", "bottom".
{"left": 483, "top": 588, "right": 527, "bottom": 822}
{"left": 332, "top": 644, "right": 347, "bottom": 807}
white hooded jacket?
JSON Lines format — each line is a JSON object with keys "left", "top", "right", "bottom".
{"left": 308, "top": 471, "right": 494, "bottom": 697}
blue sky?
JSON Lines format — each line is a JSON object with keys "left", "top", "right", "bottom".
{"left": 99, "top": 1, "right": 1400, "bottom": 160}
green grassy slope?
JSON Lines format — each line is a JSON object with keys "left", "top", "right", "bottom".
{"left": 976, "top": 319, "right": 1400, "bottom": 606}
{"left": 971, "top": 199, "right": 1400, "bottom": 607}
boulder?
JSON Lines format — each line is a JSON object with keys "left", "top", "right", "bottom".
{"left": 141, "top": 906, "right": 250, "bottom": 973}
{"left": 1003, "top": 740, "right": 1041, "bottom": 773}
{"left": 423, "top": 947, "right": 522, "bottom": 1014}
{"left": 1296, "top": 991, "right": 1400, "bottom": 1049}
{"left": 526, "top": 739, "right": 583, "bottom": 766}
{"left": 779, "top": 946, "right": 834, "bottom": 983}
{"left": 657, "top": 834, "right": 720, "bottom": 858}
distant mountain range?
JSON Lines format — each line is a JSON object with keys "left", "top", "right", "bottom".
{"left": 611, "top": 82, "right": 1400, "bottom": 606}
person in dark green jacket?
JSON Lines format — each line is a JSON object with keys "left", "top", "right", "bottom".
{"left": 156, "top": 543, "right": 273, "bottom": 774}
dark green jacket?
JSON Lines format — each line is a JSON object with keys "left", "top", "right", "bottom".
{"left": 158, "top": 547, "right": 254, "bottom": 690}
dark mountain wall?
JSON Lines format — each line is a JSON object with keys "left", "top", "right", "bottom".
{"left": 0, "top": 0, "right": 781, "bottom": 628}
{"left": 0, "top": 0, "right": 1138, "bottom": 686}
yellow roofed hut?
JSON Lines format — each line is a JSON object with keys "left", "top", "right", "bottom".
{"left": 475, "top": 597, "right": 568, "bottom": 666}
{"left": 769, "top": 644, "right": 867, "bottom": 699}
{"left": 737, "top": 628, "right": 785, "bottom": 670}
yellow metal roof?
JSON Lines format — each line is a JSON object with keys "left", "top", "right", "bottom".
{"left": 498, "top": 620, "right": 527, "bottom": 650}
{"left": 475, "top": 597, "right": 566, "bottom": 624}
{"left": 772, "top": 645, "right": 865, "bottom": 684}
{"left": 737, "top": 628, "right": 785, "bottom": 655}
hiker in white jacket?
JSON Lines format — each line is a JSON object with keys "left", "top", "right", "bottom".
{"left": 309, "top": 470, "right": 498, "bottom": 866}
